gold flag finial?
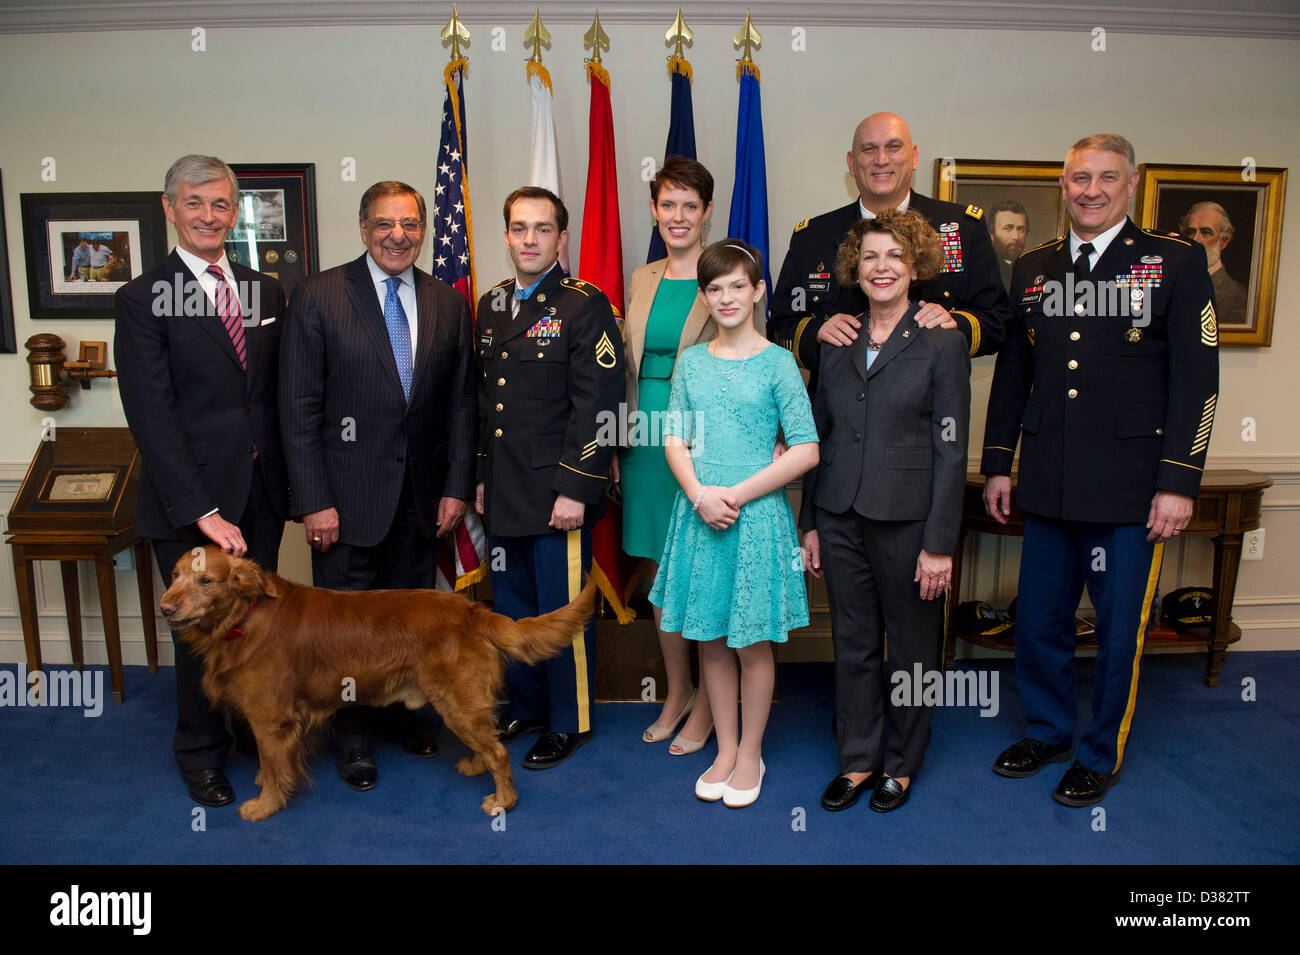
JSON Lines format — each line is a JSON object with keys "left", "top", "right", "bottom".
{"left": 524, "top": 6, "right": 552, "bottom": 64}
{"left": 441, "top": 4, "right": 470, "bottom": 62}
{"left": 584, "top": 10, "right": 610, "bottom": 65}
{"left": 733, "top": 9, "right": 762, "bottom": 64}
{"left": 666, "top": 5, "right": 693, "bottom": 60}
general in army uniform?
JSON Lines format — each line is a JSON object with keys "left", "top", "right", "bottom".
{"left": 768, "top": 112, "right": 1008, "bottom": 379}
{"left": 475, "top": 186, "right": 625, "bottom": 769}
{"left": 982, "top": 134, "right": 1219, "bottom": 807}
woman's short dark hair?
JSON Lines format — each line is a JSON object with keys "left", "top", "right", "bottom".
{"left": 834, "top": 209, "right": 944, "bottom": 288}
{"left": 650, "top": 155, "right": 714, "bottom": 206}
{"left": 697, "top": 238, "right": 764, "bottom": 290}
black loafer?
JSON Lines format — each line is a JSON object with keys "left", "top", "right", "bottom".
{"left": 498, "top": 718, "right": 548, "bottom": 744}
{"left": 869, "top": 776, "right": 910, "bottom": 813}
{"left": 1052, "top": 761, "right": 1118, "bottom": 807}
{"left": 336, "top": 743, "right": 378, "bottom": 791}
{"left": 522, "top": 731, "right": 591, "bottom": 769}
{"left": 397, "top": 724, "right": 439, "bottom": 758}
{"left": 820, "top": 775, "right": 871, "bottom": 812}
{"left": 992, "top": 737, "right": 1074, "bottom": 778}
{"left": 181, "top": 768, "right": 234, "bottom": 807}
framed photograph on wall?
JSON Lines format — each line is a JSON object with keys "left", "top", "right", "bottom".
{"left": 0, "top": 169, "right": 17, "bottom": 352}
{"left": 20, "top": 191, "right": 167, "bottom": 320}
{"left": 226, "top": 163, "right": 318, "bottom": 300}
{"left": 1135, "top": 164, "right": 1287, "bottom": 347}
{"left": 933, "top": 159, "right": 1067, "bottom": 295}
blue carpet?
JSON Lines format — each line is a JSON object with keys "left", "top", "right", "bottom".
{"left": 1, "top": 652, "right": 1296, "bottom": 865}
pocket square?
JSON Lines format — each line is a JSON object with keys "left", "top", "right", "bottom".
{"left": 260, "top": 316, "right": 277, "bottom": 326}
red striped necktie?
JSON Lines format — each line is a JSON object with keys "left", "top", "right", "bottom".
{"left": 205, "top": 264, "right": 247, "bottom": 370}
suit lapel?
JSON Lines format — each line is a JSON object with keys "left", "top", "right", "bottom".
{"left": 678, "top": 288, "right": 712, "bottom": 351}
{"left": 176, "top": 251, "right": 244, "bottom": 375}
{"left": 626, "top": 260, "right": 663, "bottom": 375}
{"left": 865, "top": 304, "right": 922, "bottom": 380}
{"left": 1091, "top": 218, "right": 1141, "bottom": 282}
{"left": 346, "top": 254, "right": 406, "bottom": 399}
{"left": 409, "top": 269, "right": 440, "bottom": 402}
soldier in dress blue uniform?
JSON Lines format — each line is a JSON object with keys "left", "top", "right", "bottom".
{"left": 981, "top": 134, "right": 1219, "bottom": 806}
{"left": 768, "top": 112, "right": 1008, "bottom": 379}
{"left": 474, "top": 186, "right": 625, "bottom": 769}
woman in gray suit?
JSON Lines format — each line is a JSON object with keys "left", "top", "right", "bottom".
{"left": 620, "top": 157, "right": 719, "bottom": 754}
{"left": 800, "top": 210, "right": 970, "bottom": 812}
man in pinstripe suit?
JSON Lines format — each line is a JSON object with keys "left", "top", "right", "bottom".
{"left": 279, "top": 180, "right": 477, "bottom": 790}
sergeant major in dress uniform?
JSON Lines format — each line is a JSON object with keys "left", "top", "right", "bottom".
{"left": 982, "top": 134, "right": 1219, "bottom": 807}
{"left": 768, "top": 112, "right": 1009, "bottom": 381}
{"left": 474, "top": 186, "right": 625, "bottom": 769}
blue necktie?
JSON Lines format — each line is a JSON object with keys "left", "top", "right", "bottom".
{"left": 384, "top": 276, "right": 413, "bottom": 400}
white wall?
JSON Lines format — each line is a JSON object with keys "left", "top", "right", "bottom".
{"left": 1, "top": 18, "right": 1297, "bottom": 664}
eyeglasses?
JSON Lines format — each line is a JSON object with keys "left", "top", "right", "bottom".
{"left": 368, "top": 218, "right": 425, "bottom": 235}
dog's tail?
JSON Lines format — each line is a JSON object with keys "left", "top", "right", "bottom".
{"left": 478, "top": 577, "right": 599, "bottom": 664}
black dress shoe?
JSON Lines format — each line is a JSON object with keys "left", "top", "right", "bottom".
{"left": 181, "top": 768, "right": 235, "bottom": 807}
{"left": 992, "top": 737, "right": 1074, "bottom": 778}
{"left": 522, "top": 731, "right": 591, "bottom": 769}
{"left": 497, "top": 718, "right": 547, "bottom": 744}
{"left": 336, "top": 743, "right": 378, "bottom": 791}
{"left": 869, "top": 776, "right": 910, "bottom": 813}
{"left": 820, "top": 775, "right": 871, "bottom": 812}
{"left": 1052, "top": 761, "right": 1118, "bottom": 807}
{"left": 399, "top": 727, "right": 438, "bottom": 758}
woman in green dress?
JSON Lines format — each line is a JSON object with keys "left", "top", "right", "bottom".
{"left": 619, "top": 156, "right": 719, "bottom": 754}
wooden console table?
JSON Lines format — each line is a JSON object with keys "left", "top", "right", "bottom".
{"left": 943, "top": 470, "right": 1271, "bottom": 687}
{"left": 7, "top": 533, "right": 160, "bottom": 704}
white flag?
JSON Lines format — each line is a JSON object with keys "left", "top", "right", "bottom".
{"left": 526, "top": 61, "right": 569, "bottom": 271}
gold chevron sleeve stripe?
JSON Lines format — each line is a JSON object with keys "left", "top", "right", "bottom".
{"left": 1200, "top": 301, "right": 1218, "bottom": 347}
{"left": 953, "top": 310, "right": 980, "bottom": 356}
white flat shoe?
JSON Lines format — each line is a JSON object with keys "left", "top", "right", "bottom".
{"left": 723, "top": 759, "right": 765, "bottom": 808}
{"left": 643, "top": 688, "right": 697, "bottom": 743}
{"left": 695, "top": 766, "right": 732, "bottom": 802}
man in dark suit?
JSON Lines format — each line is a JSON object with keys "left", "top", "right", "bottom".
{"left": 279, "top": 180, "right": 476, "bottom": 790}
{"left": 982, "top": 134, "right": 1219, "bottom": 806}
{"left": 768, "top": 112, "right": 1008, "bottom": 378}
{"left": 475, "top": 187, "right": 624, "bottom": 769}
{"left": 115, "top": 154, "right": 288, "bottom": 808}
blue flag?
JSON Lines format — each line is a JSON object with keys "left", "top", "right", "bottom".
{"left": 647, "top": 60, "right": 697, "bottom": 263}
{"left": 727, "top": 66, "right": 772, "bottom": 314}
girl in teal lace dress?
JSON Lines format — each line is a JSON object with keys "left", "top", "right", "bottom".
{"left": 649, "top": 239, "right": 819, "bottom": 808}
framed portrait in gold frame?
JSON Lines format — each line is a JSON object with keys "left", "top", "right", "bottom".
{"left": 1135, "top": 164, "right": 1287, "bottom": 347}
{"left": 933, "top": 160, "right": 1067, "bottom": 295}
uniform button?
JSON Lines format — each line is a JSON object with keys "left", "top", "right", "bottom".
{"left": 537, "top": 352, "right": 544, "bottom": 358}
{"left": 494, "top": 428, "right": 503, "bottom": 437}
{"left": 495, "top": 403, "right": 503, "bottom": 412}
{"left": 1067, "top": 360, "right": 1078, "bottom": 370}
{"left": 943, "top": 291, "right": 951, "bottom": 298}
{"left": 1067, "top": 388, "right": 1078, "bottom": 398}
{"left": 1156, "top": 428, "right": 1164, "bottom": 436}
{"left": 856, "top": 392, "right": 865, "bottom": 401}
{"left": 853, "top": 433, "right": 862, "bottom": 442}
{"left": 497, "top": 377, "right": 506, "bottom": 386}
{"left": 500, "top": 350, "right": 508, "bottom": 359}
{"left": 1070, "top": 331, "right": 1081, "bottom": 341}
{"left": 813, "top": 296, "right": 820, "bottom": 303}
{"left": 1074, "top": 302, "right": 1085, "bottom": 316}
{"left": 537, "top": 293, "right": 547, "bottom": 303}
{"left": 1025, "top": 307, "right": 1031, "bottom": 314}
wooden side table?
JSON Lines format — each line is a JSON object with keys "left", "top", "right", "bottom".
{"left": 7, "top": 530, "right": 159, "bottom": 703}
{"left": 943, "top": 470, "right": 1272, "bottom": 687}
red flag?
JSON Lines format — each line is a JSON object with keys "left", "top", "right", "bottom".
{"left": 580, "top": 61, "right": 635, "bottom": 624}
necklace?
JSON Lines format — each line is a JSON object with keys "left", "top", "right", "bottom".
{"left": 866, "top": 314, "right": 886, "bottom": 351}
{"left": 708, "top": 340, "right": 761, "bottom": 391}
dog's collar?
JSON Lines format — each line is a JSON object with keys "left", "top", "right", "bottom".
{"left": 223, "top": 597, "right": 259, "bottom": 641}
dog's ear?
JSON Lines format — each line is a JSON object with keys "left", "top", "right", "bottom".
{"left": 230, "top": 555, "right": 282, "bottom": 601}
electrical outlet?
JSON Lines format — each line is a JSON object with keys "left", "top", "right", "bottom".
{"left": 1243, "top": 528, "right": 1265, "bottom": 561}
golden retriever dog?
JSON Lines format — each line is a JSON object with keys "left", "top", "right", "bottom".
{"left": 159, "top": 545, "right": 596, "bottom": 821}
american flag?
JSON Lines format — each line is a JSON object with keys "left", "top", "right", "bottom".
{"left": 432, "top": 57, "right": 485, "bottom": 592}
{"left": 431, "top": 59, "right": 476, "bottom": 315}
